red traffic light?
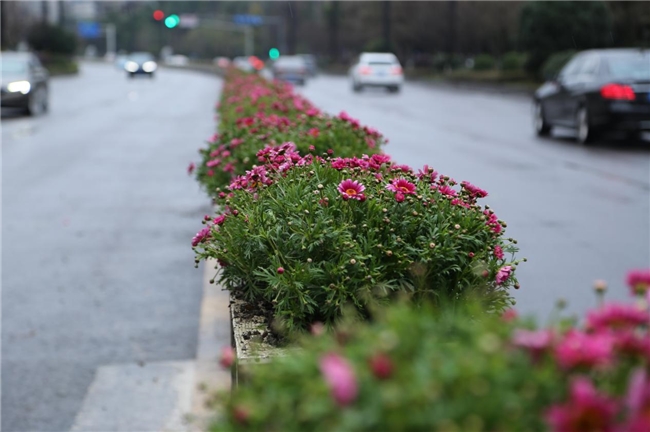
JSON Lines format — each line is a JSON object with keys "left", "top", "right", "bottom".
{"left": 153, "top": 10, "right": 165, "bottom": 21}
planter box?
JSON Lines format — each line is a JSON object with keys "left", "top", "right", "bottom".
{"left": 229, "top": 295, "right": 295, "bottom": 386}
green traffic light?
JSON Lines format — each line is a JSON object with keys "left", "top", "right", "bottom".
{"left": 165, "top": 14, "right": 180, "bottom": 28}
{"left": 269, "top": 48, "right": 280, "bottom": 60}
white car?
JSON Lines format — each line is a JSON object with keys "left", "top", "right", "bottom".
{"left": 349, "top": 52, "right": 404, "bottom": 93}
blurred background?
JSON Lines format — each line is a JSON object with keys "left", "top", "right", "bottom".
{"left": 2, "top": 1, "right": 649, "bottom": 79}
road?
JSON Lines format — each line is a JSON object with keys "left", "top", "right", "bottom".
{"left": 2, "top": 63, "right": 219, "bottom": 432}
{"left": 299, "top": 75, "right": 650, "bottom": 321}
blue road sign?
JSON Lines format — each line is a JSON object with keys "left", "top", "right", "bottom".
{"left": 77, "top": 22, "right": 101, "bottom": 39}
{"left": 233, "top": 14, "right": 263, "bottom": 26}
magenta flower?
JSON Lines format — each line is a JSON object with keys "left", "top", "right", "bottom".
{"left": 495, "top": 266, "right": 512, "bottom": 285}
{"left": 624, "top": 368, "right": 650, "bottom": 431}
{"left": 436, "top": 185, "right": 458, "bottom": 197}
{"left": 501, "top": 308, "right": 519, "bottom": 322}
{"left": 554, "top": 330, "right": 615, "bottom": 370}
{"left": 494, "top": 245, "right": 504, "bottom": 260}
{"left": 368, "top": 353, "right": 393, "bottom": 380}
{"left": 386, "top": 178, "right": 416, "bottom": 195}
{"left": 546, "top": 377, "right": 618, "bottom": 432}
{"left": 338, "top": 179, "right": 366, "bottom": 201}
{"left": 191, "top": 227, "right": 211, "bottom": 247}
{"left": 394, "top": 192, "right": 405, "bottom": 203}
{"left": 308, "top": 128, "right": 320, "bottom": 138}
{"left": 206, "top": 159, "right": 221, "bottom": 168}
{"left": 586, "top": 303, "right": 648, "bottom": 332}
{"left": 187, "top": 162, "right": 195, "bottom": 175}
{"left": 626, "top": 269, "right": 650, "bottom": 295}
{"left": 319, "top": 353, "right": 358, "bottom": 406}
{"left": 461, "top": 181, "right": 488, "bottom": 198}
{"left": 213, "top": 214, "right": 227, "bottom": 226}
{"left": 277, "top": 267, "right": 285, "bottom": 274}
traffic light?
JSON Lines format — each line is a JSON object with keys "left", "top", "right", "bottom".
{"left": 269, "top": 48, "right": 280, "bottom": 60}
{"left": 153, "top": 10, "right": 165, "bottom": 21}
{"left": 164, "top": 14, "right": 180, "bottom": 29}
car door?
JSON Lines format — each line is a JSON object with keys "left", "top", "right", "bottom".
{"left": 546, "top": 55, "right": 585, "bottom": 126}
{"left": 562, "top": 55, "right": 600, "bottom": 125}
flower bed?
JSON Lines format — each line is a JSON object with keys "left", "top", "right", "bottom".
{"left": 213, "top": 270, "right": 650, "bottom": 431}
{"left": 190, "top": 69, "right": 522, "bottom": 334}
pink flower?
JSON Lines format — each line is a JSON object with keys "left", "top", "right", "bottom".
{"left": 223, "top": 163, "right": 235, "bottom": 173}
{"left": 624, "top": 368, "right": 650, "bottom": 431}
{"left": 187, "top": 162, "right": 195, "bottom": 175}
{"left": 230, "top": 138, "right": 244, "bottom": 147}
{"left": 206, "top": 159, "right": 221, "bottom": 168}
{"left": 191, "top": 227, "right": 211, "bottom": 247}
{"left": 319, "top": 353, "right": 358, "bottom": 406}
{"left": 206, "top": 169, "right": 214, "bottom": 177}
{"left": 512, "top": 329, "right": 554, "bottom": 359}
{"left": 308, "top": 128, "right": 320, "bottom": 138}
{"left": 626, "top": 269, "right": 650, "bottom": 295}
{"left": 501, "top": 308, "right": 518, "bottom": 322}
{"left": 386, "top": 178, "right": 416, "bottom": 195}
{"left": 394, "top": 192, "right": 405, "bottom": 203}
{"left": 436, "top": 185, "right": 458, "bottom": 197}
{"left": 494, "top": 245, "right": 504, "bottom": 260}
{"left": 219, "top": 346, "right": 235, "bottom": 368}
{"left": 586, "top": 303, "right": 648, "bottom": 332}
{"left": 461, "top": 181, "right": 488, "bottom": 198}
{"left": 417, "top": 165, "right": 438, "bottom": 183}
{"left": 554, "top": 330, "right": 615, "bottom": 370}
{"left": 338, "top": 179, "right": 366, "bottom": 201}
{"left": 495, "top": 266, "right": 512, "bottom": 285}
{"left": 277, "top": 267, "right": 284, "bottom": 274}
{"left": 213, "top": 214, "right": 227, "bottom": 225}
{"left": 546, "top": 377, "right": 617, "bottom": 432}
{"left": 371, "top": 154, "right": 391, "bottom": 165}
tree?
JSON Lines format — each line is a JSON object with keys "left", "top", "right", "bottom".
{"left": 519, "top": 1, "right": 612, "bottom": 74}
{"left": 27, "top": 23, "right": 76, "bottom": 55}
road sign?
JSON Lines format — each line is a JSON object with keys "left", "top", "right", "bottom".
{"left": 77, "top": 21, "right": 101, "bottom": 39}
{"left": 233, "top": 14, "right": 263, "bottom": 26}
{"left": 179, "top": 14, "right": 199, "bottom": 29}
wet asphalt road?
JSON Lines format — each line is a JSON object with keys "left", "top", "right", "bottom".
{"left": 298, "top": 75, "right": 650, "bottom": 321}
{"left": 2, "top": 63, "right": 219, "bottom": 432}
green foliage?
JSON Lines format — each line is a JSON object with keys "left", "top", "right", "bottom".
{"left": 473, "top": 54, "right": 496, "bottom": 71}
{"left": 519, "top": 1, "right": 612, "bottom": 75}
{"left": 500, "top": 51, "right": 527, "bottom": 71}
{"left": 541, "top": 50, "right": 577, "bottom": 80}
{"left": 27, "top": 23, "right": 77, "bottom": 55}
{"left": 194, "top": 156, "right": 520, "bottom": 331}
{"left": 210, "top": 301, "right": 562, "bottom": 431}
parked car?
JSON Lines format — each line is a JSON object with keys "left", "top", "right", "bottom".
{"left": 271, "top": 56, "right": 309, "bottom": 85}
{"left": 124, "top": 52, "right": 157, "bottom": 78}
{"left": 0, "top": 51, "right": 49, "bottom": 116}
{"left": 349, "top": 52, "right": 404, "bottom": 93}
{"left": 534, "top": 48, "right": 650, "bottom": 144}
{"left": 298, "top": 54, "right": 318, "bottom": 77}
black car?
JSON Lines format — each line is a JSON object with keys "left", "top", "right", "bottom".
{"left": 1, "top": 51, "right": 49, "bottom": 116}
{"left": 124, "top": 52, "right": 157, "bottom": 78}
{"left": 534, "top": 49, "right": 650, "bottom": 144}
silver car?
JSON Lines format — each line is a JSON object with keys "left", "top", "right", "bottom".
{"left": 349, "top": 52, "right": 404, "bottom": 93}
{"left": 1, "top": 51, "right": 49, "bottom": 116}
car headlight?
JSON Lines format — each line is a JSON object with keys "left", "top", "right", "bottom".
{"left": 142, "top": 61, "right": 157, "bottom": 73}
{"left": 7, "top": 81, "right": 31, "bottom": 94}
{"left": 124, "top": 61, "right": 139, "bottom": 72}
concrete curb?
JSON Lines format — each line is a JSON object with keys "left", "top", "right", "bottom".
{"left": 186, "top": 259, "right": 232, "bottom": 431}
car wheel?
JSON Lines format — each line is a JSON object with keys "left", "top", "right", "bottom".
{"left": 26, "top": 85, "right": 47, "bottom": 116}
{"left": 534, "top": 101, "right": 551, "bottom": 136}
{"left": 388, "top": 85, "right": 401, "bottom": 93}
{"left": 352, "top": 81, "right": 362, "bottom": 92}
{"left": 576, "top": 106, "right": 598, "bottom": 145}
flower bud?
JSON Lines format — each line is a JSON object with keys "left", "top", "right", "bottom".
{"left": 593, "top": 279, "right": 607, "bottom": 293}
{"left": 277, "top": 267, "right": 285, "bottom": 274}
{"left": 368, "top": 353, "right": 393, "bottom": 380}
{"left": 429, "top": 243, "right": 436, "bottom": 248}
{"left": 219, "top": 346, "right": 235, "bottom": 368}
{"left": 350, "top": 259, "right": 357, "bottom": 265}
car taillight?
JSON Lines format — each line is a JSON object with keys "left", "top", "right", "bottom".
{"left": 359, "top": 66, "right": 373, "bottom": 75}
{"left": 390, "top": 66, "right": 402, "bottom": 75}
{"left": 600, "top": 83, "right": 635, "bottom": 101}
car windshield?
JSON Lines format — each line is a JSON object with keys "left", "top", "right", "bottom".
{"left": 1, "top": 58, "right": 28, "bottom": 74}
{"left": 606, "top": 52, "right": 650, "bottom": 81}
{"left": 275, "top": 57, "right": 306, "bottom": 67}
{"left": 129, "top": 53, "right": 154, "bottom": 63}
{"left": 360, "top": 54, "right": 398, "bottom": 65}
